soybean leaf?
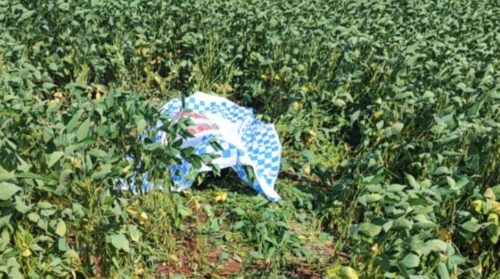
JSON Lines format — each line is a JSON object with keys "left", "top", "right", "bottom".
{"left": 77, "top": 119, "right": 91, "bottom": 141}
{"left": 0, "top": 182, "right": 22, "bottom": 200}
{"left": 55, "top": 220, "right": 67, "bottom": 237}
{"left": 110, "top": 234, "right": 130, "bottom": 252}
{"left": 48, "top": 151, "right": 65, "bottom": 168}
{"left": 358, "top": 223, "right": 382, "bottom": 238}
{"left": 0, "top": 166, "right": 15, "bottom": 181}
{"left": 400, "top": 254, "right": 420, "bottom": 268}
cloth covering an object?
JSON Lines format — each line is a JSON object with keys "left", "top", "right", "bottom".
{"left": 141, "top": 92, "right": 282, "bottom": 202}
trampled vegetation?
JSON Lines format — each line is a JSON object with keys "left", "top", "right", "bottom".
{"left": 0, "top": 0, "right": 499, "bottom": 278}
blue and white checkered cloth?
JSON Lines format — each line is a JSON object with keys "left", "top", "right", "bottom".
{"left": 144, "top": 92, "right": 282, "bottom": 202}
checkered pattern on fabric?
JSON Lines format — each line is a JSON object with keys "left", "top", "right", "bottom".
{"left": 183, "top": 94, "right": 254, "bottom": 124}
{"left": 159, "top": 98, "right": 182, "bottom": 115}
{"left": 238, "top": 119, "right": 281, "bottom": 191}
{"left": 144, "top": 92, "right": 282, "bottom": 202}
{"left": 160, "top": 94, "right": 254, "bottom": 125}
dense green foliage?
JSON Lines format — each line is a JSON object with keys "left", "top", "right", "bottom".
{"left": 1, "top": 0, "right": 499, "bottom": 278}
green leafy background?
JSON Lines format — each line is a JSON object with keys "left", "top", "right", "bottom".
{"left": 0, "top": 0, "right": 499, "bottom": 278}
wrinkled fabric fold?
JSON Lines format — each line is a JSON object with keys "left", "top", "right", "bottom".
{"left": 144, "top": 92, "right": 282, "bottom": 201}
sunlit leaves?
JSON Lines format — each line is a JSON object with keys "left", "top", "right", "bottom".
{"left": 0, "top": 182, "right": 21, "bottom": 200}
{"left": 109, "top": 233, "right": 130, "bottom": 253}
{"left": 0, "top": 0, "right": 498, "bottom": 277}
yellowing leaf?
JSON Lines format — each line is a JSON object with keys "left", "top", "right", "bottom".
{"left": 292, "top": 101, "right": 302, "bottom": 110}
{"left": 471, "top": 200, "right": 483, "bottom": 213}
{"left": 373, "top": 110, "right": 384, "bottom": 118}
{"left": 440, "top": 228, "right": 452, "bottom": 242}
{"left": 487, "top": 213, "right": 498, "bottom": 225}
{"left": 134, "top": 268, "right": 145, "bottom": 275}
{"left": 341, "top": 266, "right": 359, "bottom": 279}
{"left": 122, "top": 165, "right": 132, "bottom": 173}
{"left": 491, "top": 200, "right": 500, "bottom": 215}
{"left": 56, "top": 220, "right": 67, "bottom": 237}
{"left": 326, "top": 265, "right": 358, "bottom": 279}
{"left": 214, "top": 191, "right": 227, "bottom": 203}
{"left": 139, "top": 212, "right": 148, "bottom": 225}
{"left": 22, "top": 249, "right": 32, "bottom": 257}
{"left": 192, "top": 198, "right": 201, "bottom": 210}
{"left": 126, "top": 206, "right": 138, "bottom": 216}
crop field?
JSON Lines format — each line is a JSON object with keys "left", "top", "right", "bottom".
{"left": 0, "top": 0, "right": 499, "bottom": 278}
